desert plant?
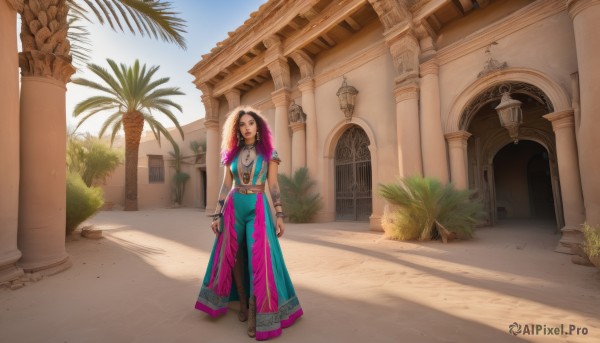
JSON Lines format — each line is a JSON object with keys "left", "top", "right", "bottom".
{"left": 278, "top": 167, "right": 322, "bottom": 223}
{"left": 582, "top": 223, "right": 600, "bottom": 258}
{"left": 169, "top": 144, "right": 190, "bottom": 205}
{"left": 67, "top": 135, "right": 123, "bottom": 187}
{"left": 190, "top": 140, "right": 206, "bottom": 163}
{"left": 66, "top": 171, "right": 104, "bottom": 234}
{"left": 378, "top": 176, "right": 484, "bottom": 242}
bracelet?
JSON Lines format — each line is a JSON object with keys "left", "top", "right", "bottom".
{"left": 275, "top": 211, "right": 285, "bottom": 218}
{"left": 273, "top": 202, "right": 282, "bottom": 207}
{"left": 210, "top": 213, "right": 222, "bottom": 219}
{"left": 218, "top": 199, "right": 225, "bottom": 207}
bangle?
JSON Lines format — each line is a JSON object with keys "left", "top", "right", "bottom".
{"left": 275, "top": 211, "right": 285, "bottom": 218}
{"left": 210, "top": 213, "right": 222, "bottom": 219}
{"left": 218, "top": 200, "right": 225, "bottom": 207}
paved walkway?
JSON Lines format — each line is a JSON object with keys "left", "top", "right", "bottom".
{"left": 1, "top": 208, "right": 599, "bottom": 342}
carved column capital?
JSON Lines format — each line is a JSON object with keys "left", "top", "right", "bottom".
{"left": 267, "top": 57, "right": 291, "bottom": 91}
{"left": 196, "top": 82, "right": 214, "bottom": 96}
{"left": 289, "top": 121, "right": 306, "bottom": 133}
{"left": 290, "top": 50, "right": 314, "bottom": 80}
{"left": 204, "top": 119, "right": 219, "bottom": 130}
{"left": 419, "top": 58, "right": 439, "bottom": 77}
{"left": 385, "top": 29, "right": 420, "bottom": 84}
{"left": 393, "top": 81, "right": 419, "bottom": 103}
{"left": 568, "top": 0, "right": 600, "bottom": 20}
{"left": 368, "top": 0, "right": 411, "bottom": 33}
{"left": 543, "top": 110, "right": 576, "bottom": 130}
{"left": 271, "top": 88, "right": 290, "bottom": 107}
{"left": 298, "top": 78, "right": 315, "bottom": 92}
{"left": 445, "top": 131, "right": 472, "bottom": 146}
{"left": 224, "top": 89, "right": 241, "bottom": 110}
{"left": 201, "top": 95, "right": 220, "bottom": 120}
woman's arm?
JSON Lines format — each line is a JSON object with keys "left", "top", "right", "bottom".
{"left": 267, "top": 160, "right": 285, "bottom": 238}
{"left": 211, "top": 166, "right": 233, "bottom": 235}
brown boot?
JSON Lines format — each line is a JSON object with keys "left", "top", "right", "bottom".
{"left": 248, "top": 296, "right": 256, "bottom": 338}
{"left": 233, "top": 248, "right": 248, "bottom": 322}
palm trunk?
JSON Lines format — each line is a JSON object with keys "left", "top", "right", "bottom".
{"left": 123, "top": 111, "right": 144, "bottom": 211}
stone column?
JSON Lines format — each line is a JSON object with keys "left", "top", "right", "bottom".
{"left": 290, "top": 122, "right": 306, "bottom": 173}
{"left": 419, "top": 59, "right": 449, "bottom": 183}
{"left": 445, "top": 131, "right": 471, "bottom": 190}
{"left": 394, "top": 82, "right": 423, "bottom": 177}
{"left": 568, "top": 0, "right": 600, "bottom": 226}
{"left": 264, "top": 35, "right": 292, "bottom": 176}
{"left": 291, "top": 51, "right": 318, "bottom": 178}
{"left": 17, "top": 0, "right": 75, "bottom": 275}
{"left": 201, "top": 90, "right": 221, "bottom": 214}
{"left": 0, "top": 0, "right": 24, "bottom": 283}
{"left": 544, "top": 110, "right": 586, "bottom": 253}
{"left": 224, "top": 89, "right": 241, "bottom": 111}
{"left": 271, "top": 89, "right": 292, "bottom": 175}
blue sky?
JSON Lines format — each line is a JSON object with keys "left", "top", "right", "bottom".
{"left": 61, "top": 0, "right": 266, "bottom": 135}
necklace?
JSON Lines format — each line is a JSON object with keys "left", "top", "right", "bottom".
{"left": 241, "top": 145, "right": 256, "bottom": 184}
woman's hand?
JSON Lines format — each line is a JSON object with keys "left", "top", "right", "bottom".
{"left": 276, "top": 217, "right": 285, "bottom": 238}
{"left": 211, "top": 219, "right": 220, "bottom": 235}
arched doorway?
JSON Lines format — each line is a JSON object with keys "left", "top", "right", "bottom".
{"left": 463, "top": 82, "right": 564, "bottom": 228}
{"left": 334, "top": 125, "right": 372, "bottom": 221}
{"left": 493, "top": 141, "right": 556, "bottom": 223}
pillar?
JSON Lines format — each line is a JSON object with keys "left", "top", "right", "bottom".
{"left": 544, "top": 110, "right": 586, "bottom": 253}
{"left": 419, "top": 59, "right": 449, "bottom": 183}
{"left": 0, "top": 0, "right": 24, "bottom": 283}
{"left": 290, "top": 122, "right": 306, "bottom": 173}
{"left": 445, "top": 131, "right": 471, "bottom": 190}
{"left": 394, "top": 82, "right": 423, "bottom": 177}
{"left": 17, "top": 0, "right": 75, "bottom": 274}
{"left": 200, "top": 88, "right": 221, "bottom": 214}
{"left": 568, "top": 0, "right": 600, "bottom": 225}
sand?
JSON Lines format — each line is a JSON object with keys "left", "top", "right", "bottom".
{"left": 1, "top": 208, "right": 599, "bottom": 343}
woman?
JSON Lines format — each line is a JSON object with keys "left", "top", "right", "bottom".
{"left": 195, "top": 107, "right": 303, "bottom": 340}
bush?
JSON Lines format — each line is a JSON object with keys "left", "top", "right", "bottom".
{"left": 66, "top": 172, "right": 104, "bottom": 234}
{"left": 582, "top": 223, "right": 600, "bottom": 258}
{"left": 378, "top": 176, "right": 484, "bottom": 242}
{"left": 172, "top": 171, "right": 190, "bottom": 205}
{"left": 278, "top": 167, "right": 322, "bottom": 223}
{"left": 67, "top": 135, "right": 122, "bottom": 187}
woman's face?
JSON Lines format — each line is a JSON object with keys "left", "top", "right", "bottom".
{"left": 239, "top": 113, "right": 257, "bottom": 142}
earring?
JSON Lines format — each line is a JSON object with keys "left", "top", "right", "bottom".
{"left": 256, "top": 131, "right": 261, "bottom": 141}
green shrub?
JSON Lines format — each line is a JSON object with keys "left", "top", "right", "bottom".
{"left": 172, "top": 171, "right": 190, "bottom": 205}
{"left": 67, "top": 135, "right": 122, "bottom": 187}
{"left": 66, "top": 172, "right": 104, "bottom": 234}
{"left": 378, "top": 176, "right": 484, "bottom": 242}
{"left": 278, "top": 167, "right": 322, "bottom": 223}
{"left": 582, "top": 223, "right": 600, "bottom": 258}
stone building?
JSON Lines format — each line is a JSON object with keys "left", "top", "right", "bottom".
{"left": 189, "top": 0, "right": 598, "bottom": 254}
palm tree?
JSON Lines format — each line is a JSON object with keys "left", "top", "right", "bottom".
{"left": 72, "top": 58, "right": 184, "bottom": 210}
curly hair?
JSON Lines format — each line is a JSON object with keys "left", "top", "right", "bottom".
{"left": 220, "top": 106, "right": 274, "bottom": 165}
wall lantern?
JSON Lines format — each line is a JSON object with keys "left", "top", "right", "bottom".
{"left": 336, "top": 76, "right": 358, "bottom": 121}
{"left": 494, "top": 85, "right": 523, "bottom": 144}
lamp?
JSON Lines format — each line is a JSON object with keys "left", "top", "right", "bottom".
{"left": 495, "top": 85, "right": 523, "bottom": 144}
{"left": 336, "top": 76, "right": 358, "bottom": 121}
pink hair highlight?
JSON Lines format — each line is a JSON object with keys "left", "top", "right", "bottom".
{"left": 220, "top": 106, "right": 274, "bottom": 165}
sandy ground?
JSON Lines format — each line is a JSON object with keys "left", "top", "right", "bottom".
{"left": 1, "top": 208, "right": 599, "bottom": 343}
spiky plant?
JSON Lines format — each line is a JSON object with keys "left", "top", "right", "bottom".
{"left": 278, "top": 167, "right": 322, "bottom": 223}
{"left": 378, "top": 176, "right": 484, "bottom": 242}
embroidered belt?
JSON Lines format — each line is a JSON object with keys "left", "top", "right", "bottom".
{"left": 235, "top": 184, "right": 265, "bottom": 194}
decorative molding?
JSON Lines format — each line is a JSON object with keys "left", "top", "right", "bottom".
{"left": 477, "top": 42, "right": 507, "bottom": 78}
{"left": 271, "top": 88, "right": 290, "bottom": 107}
{"left": 267, "top": 57, "right": 291, "bottom": 90}
{"left": 297, "top": 78, "right": 315, "bottom": 92}
{"left": 201, "top": 95, "right": 220, "bottom": 120}
{"left": 385, "top": 29, "right": 420, "bottom": 83}
{"left": 315, "top": 43, "right": 387, "bottom": 88}
{"left": 567, "top": 0, "right": 600, "bottom": 19}
{"left": 288, "top": 101, "right": 306, "bottom": 124}
{"left": 289, "top": 50, "right": 314, "bottom": 79}
{"left": 393, "top": 82, "right": 419, "bottom": 103}
{"left": 224, "top": 89, "right": 241, "bottom": 110}
{"left": 368, "top": 0, "right": 411, "bottom": 32}
{"left": 543, "top": 109, "right": 576, "bottom": 130}
{"left": 436, "top": 0, "right": 566, "bottom": 66}
{"left": 419, "top": 58, "right": 439, "bottom": 77}
{"left": 289, "top": 121, "right": 306, "bottom": 132}
{"left": 445, "top": 131, "right": 472, "bottom": 145}
{"left": 204, "top": 119, "right": 219, "bottom": 130}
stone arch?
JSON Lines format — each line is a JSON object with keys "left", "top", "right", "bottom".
{"left": 445, "top": 67, "right": 571, "bottom": 133}
{"left": 323, "top": 118, "right": 381, "bottom": 228}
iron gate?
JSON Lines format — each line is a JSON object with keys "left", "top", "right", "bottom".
{"left": 335, "top": 125, "right": 372, "bottom": 221}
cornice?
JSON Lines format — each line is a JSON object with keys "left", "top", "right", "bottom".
{"left": 436, "top": 0, "right": 566, "bottom": 66}
{"left": 6, "top": 0, "right": 24, "bottom": 11}
{"left": 445, "top": 130, "right": 472, "bottom": 142}
{"left": 543, "top": 109, "right": 575, "bottom": 130}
